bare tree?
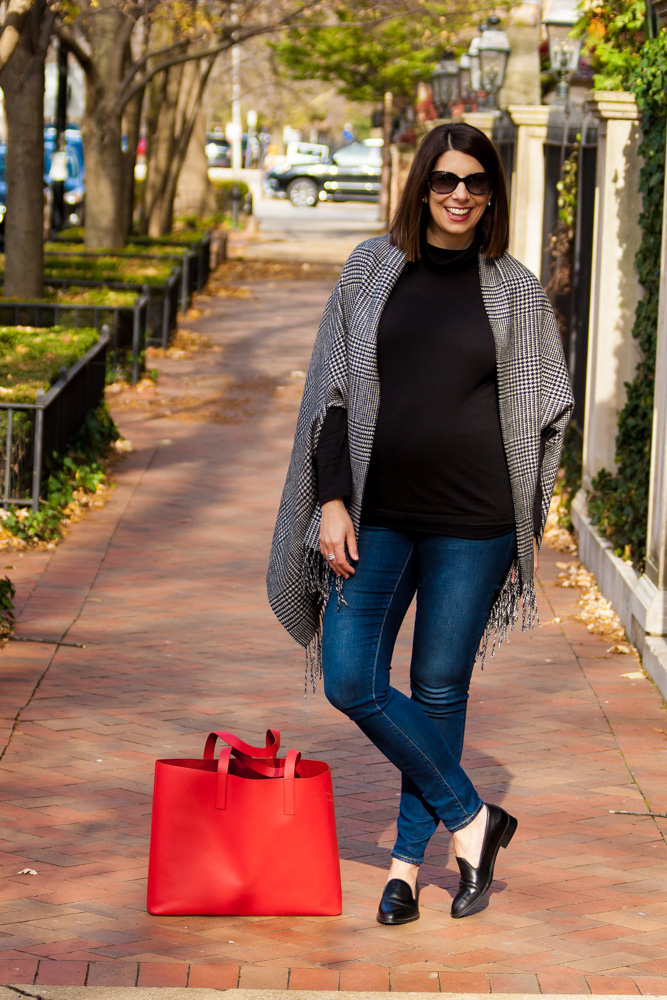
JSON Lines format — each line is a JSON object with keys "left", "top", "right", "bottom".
{"left": 0, "top": 0, "right": 55, "bottom": 297}
{"left": 57, "top": 0, "right": 333, "bottom": 248}
{"left": 0, "top": 0, "right": 37, "bottom": 71}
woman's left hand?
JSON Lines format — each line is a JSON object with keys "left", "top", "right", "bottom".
{"left": 533, "top": 536, "right": 539, "bottom": 576}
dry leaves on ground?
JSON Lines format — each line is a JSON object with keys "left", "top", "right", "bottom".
{"left": 544, "top": 496, "right": 635, "bottom": 656}
{"left": 206, "top": 258, "right": 342, "bottom": 298}
{"left": 147, "top": 328, "right": 217, "bottom": 361}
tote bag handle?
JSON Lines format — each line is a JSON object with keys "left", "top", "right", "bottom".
{"left": 203, "top": 728, "right": 280, "bottom": 761}
{"left": 215, "top": 746, "right": 301, "bottom": 815}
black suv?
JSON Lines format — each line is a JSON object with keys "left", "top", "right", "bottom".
{"left": 266, "top": 141, "right": 382, "bottom": 207}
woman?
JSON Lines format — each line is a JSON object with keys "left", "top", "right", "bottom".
{"left": 267, "top": 123, "right": 573, "bottom": 924}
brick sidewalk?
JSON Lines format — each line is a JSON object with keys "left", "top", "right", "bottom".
{"left": 1, "top": 266, "right": 666, "bottom": 994}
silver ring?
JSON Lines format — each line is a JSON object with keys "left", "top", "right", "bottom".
{"left": 327, "top": 553, "right": 336, "bottom": 561}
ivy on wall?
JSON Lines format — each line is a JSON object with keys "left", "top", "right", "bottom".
{"left": 587, "top": 32, "right": 667, "bottom": 571}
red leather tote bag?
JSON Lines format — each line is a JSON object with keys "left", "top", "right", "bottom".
{"left": 147, "top": 729, "right": 342, "bottom": 916}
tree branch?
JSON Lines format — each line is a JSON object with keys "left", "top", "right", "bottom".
{"left": 115, "top": 0, "right": 332, "bottom": 113}
{"left": 54, "top": 22, "right": 94, "bottom": 77}
{"left": 117, "top": 34, "right": 198, "bottom": 100}
{"left": 0, "top": 0, "right": 36, "bottom": 72}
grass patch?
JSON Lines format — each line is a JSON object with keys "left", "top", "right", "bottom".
{"left": 42, "top": 253, "right": 176, "bottom": 286}
{"left": 0, "top": 286, "right": 139, "bottom": 308}
{"left": 0, "top": 325, "right": 98, "bottom": 403}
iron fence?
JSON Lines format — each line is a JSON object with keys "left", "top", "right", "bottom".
{"left": 1, "top": 328, "right": 109, "bottom": 511}
{"left": 492, "top": 112, "right": 517, "bottom": 204}
{"left": 542, "top": 106, "right": 598, "bottom": 429}
{"left": 0, "top": 295, "right": 148, "bottom": 384}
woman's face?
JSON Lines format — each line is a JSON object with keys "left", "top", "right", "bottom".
{"left": 425, "top": 149, "right": 492, "bottom": 250}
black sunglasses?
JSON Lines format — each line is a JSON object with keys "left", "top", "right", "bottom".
{"left": 427, "top": 171, "right": 491, "bottom": 196}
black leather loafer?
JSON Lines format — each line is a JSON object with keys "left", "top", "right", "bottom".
{"left": 451, "top": 803, "right": 517, "bottom": 919}
{"left": 376, "top": 878, "right": 420, "bottom": 925}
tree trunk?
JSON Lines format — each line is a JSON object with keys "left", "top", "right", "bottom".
{"left": 144, "top": 43, "right": 216, "bottom": 237}
{"left": 143, "top": 27, "right": 184, "bottom": 239}
{"left": 120, "top": 42, "right": 143, "bottom": 241}
{"left": 157, "top": 59, "right": 214, "bottom": 234}
{"left": 0, "top": 0, "right": 48, "bottom": 298}
{"left": 81, "top": 104, "right": 126, "bottom": 248}
{"left": 174, "top": 88, "right": 213, "bottom": 222}
{"left": 79, "top": 3, "right": 132, "bottom": 249}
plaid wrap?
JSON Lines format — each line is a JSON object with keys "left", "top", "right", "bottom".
{"left": 266, "top": 235, "right": 574, "bottom": 686}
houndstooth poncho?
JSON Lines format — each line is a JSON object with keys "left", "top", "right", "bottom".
{"left": 267, "top": 235, "right": 574, "bottom": 688}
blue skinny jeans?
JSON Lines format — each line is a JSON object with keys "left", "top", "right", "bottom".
{"left": 322, "top": 525, "right": 516, "bottom": 865}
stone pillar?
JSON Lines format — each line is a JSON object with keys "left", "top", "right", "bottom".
{"left": 506, "top": 105, "right": 549, "bottom": 275}
{"left": 461, "top": 110, "right": 499, "bottom": 140}
{"left": 580, "top": 92, "right": 643, "bottom": 491}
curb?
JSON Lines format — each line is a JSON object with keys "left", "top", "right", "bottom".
{"left": 5, "top": 990, "right": 666, "bottom": 1000}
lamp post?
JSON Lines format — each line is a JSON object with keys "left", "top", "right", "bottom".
{"left": 468, "top": 36, "right": 482, "bottom": 97}
{"left": 543, "top": 0, "right": 583, "bottom": 107}
{"left": 478, "top": 24, "right": 511, "bottom": 109}
{"left": 51, "top": 39, "right": 68, "bottom": 235}
{"left": 458, "top": 53, "right": 473, "bottom": 110}
{"left": 431, "top": 51, "right": 461, "bottom": 118}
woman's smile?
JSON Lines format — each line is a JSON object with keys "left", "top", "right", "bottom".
{"left": 426, "top": 149, "right": 491, "bottom": 249}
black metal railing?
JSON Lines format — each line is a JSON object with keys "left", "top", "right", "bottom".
{"left": 1, "top": 328, "right": 109, "bottom": 511}
{"left": 0, "top": 295, "right": 148, "bottom": 383}
{"left": 542, "top": 106, "right": 598, "bottom": 429}
{"left": 492, "top": 112, "right": 517, "bottom": 204}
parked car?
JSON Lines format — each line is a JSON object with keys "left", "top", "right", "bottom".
{"left": 206, "top": 132, "right": 232, "bottom": 167}
{"left": 43, "top": 145, "right": 86, "bottom": 226}
{"left": 44, "top": 125, "right": 85, "bottom": 180}
{"left": 265, "top": 139, "right": 382, "bottom": 207}
{"left": 0, "top": 129, "right": 86, "bottom": 235}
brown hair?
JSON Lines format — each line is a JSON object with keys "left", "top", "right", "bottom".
{"left": 389, "top": 122, "right": 510, "bottom": 260}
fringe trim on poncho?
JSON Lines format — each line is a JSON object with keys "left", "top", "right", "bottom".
{"left": 302, "top": 547, "right": 345, "bottom": 695}
{"left": 476, "top": 560, "right": 539, "bottom": 665}
{"left": 302, "top": 551, "right": 539, "bottom": 694}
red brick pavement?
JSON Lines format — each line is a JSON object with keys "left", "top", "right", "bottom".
{"left": 1, "top": 269, "right": 666, "bottom": 992}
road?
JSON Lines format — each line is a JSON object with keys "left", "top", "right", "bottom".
{"left": 229, "top": 194, "right": 386, "bottom": 264}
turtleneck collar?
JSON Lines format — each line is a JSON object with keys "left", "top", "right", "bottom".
{"left": 418, "top": 217, "right": 481, "bottom": 274}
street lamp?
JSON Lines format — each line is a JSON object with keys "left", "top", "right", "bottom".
{"left": 468, "top": 36, "right": 482, "bottom": 94}
{"left": 543, "top": 0, "right": 583, "bottom": 107}
{"left": 478, "top": 25, "right": 511, "bottom": 109}
{"left": 431, "top": 51, "right": 460, "bottom": 117}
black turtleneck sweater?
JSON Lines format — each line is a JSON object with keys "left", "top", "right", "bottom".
{"left": 315, "top": 236, "right": 518, "bottom": 539}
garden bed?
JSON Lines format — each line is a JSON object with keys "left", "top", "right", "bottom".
{"left": 0, "top": 286, "right": 148, "bottom": 384}
{"left": 41, "top": 267, "right": 180, "bottom": 351}
{"left": 46, "top": 241, "right": 204, "bottom": 311}
{"left": 0, "top": 325, "right": 99, "bottom": 403}
{"left": 0, "top": 325, "right": 108, "bottom": 511}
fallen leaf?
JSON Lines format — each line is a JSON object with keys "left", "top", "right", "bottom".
{"left": 18, "top": 868, "right": 38, "bottom": 876}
